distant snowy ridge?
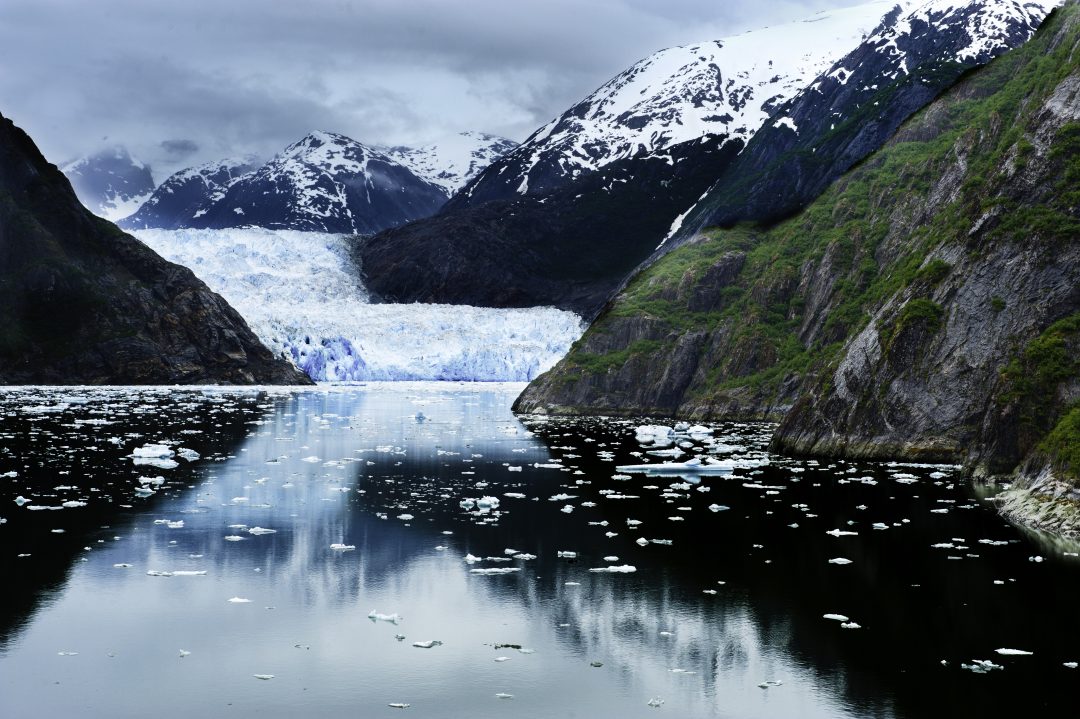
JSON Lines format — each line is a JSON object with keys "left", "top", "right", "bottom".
{"left": 133, "top": 228, "right": 583, "bottom": 381}
{"left": 455, "top": 0, "right": 898, "bottom": 205}
{"left": 121, "top": 131, "right": 516, "bottom": 233}
{"left": 62, "top": 146, "right": 156, "bottom": 221}
{"left": 384, "top": 131, "right": 518, "bottom": 195}
{"left": 121, "top": 155, "right": 260, "bottom": 230}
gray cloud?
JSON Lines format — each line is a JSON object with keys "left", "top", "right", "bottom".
{"left": 0, "top": 0, "right": 867, "bottom": 180}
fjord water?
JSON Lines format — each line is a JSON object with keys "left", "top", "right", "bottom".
{"left": 2, "top": 384, "right": 1079, "bottom": 719}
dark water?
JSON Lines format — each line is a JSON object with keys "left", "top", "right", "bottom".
{"left": 2, "top": 383, "right": 1079, "bottom": 719}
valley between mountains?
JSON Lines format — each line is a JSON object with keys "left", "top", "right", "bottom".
{"left": 4, "top": 0, "right": 1077, "bottom": 534}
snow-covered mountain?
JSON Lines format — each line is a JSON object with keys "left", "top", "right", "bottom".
{"left": 61, "top": 146, "right": 155, "bottom": 221}
{"left": 695, "top": 0, "right": 1063, "bottom": 229}
{"left": 452, "top": 1, "right": 898, "bottom": 207}
{"left": 119, "top": 155, "right": 260, "bottom": 230}
{"left": 384, "top": 131, "right": 518, "bottom": 195}
{"left": 119, "top": 130, "right": 516, "bottom": 233}
{"left": 174, "top": 131, "right": 447, "bottom": 235}
{"left": 361, "top": 0, "right": 1063, "bottom": 317}
{"left": 133, "top": 228, "right": 583, "bottom": 381}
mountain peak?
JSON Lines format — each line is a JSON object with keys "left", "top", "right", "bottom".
{"left": 60, "top": 144, "right": 155, "bottom": 221}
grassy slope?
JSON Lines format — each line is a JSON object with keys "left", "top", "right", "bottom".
{"left": 535, "top": 2, "right": 1078, "bottom": 433}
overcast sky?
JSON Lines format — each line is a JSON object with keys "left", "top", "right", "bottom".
{"left": 0, "top": 0, "right": 867, "bottom": 179}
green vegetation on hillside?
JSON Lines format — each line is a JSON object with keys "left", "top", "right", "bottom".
{"left": 559, "top": 3, "right": 1079, "bottom": 415}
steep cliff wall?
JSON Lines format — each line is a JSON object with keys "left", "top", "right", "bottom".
{"left": 517, "top": 3, "right": 1080, "bottom": 523}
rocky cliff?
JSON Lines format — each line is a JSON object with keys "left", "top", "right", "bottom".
{"left": 0, "top": 111, "right": 311, "bottom": 385}
{"left": 517, "top": 2, "right": 1080, "bottom": 528}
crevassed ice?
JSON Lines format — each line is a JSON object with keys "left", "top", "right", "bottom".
{"left": 134, "top": 228, "right": 584, "bottom": 382}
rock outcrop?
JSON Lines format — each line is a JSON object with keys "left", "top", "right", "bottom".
{"left": 517, "top": 2, "right": 1080, "bottom": 522}
{"left": 0, "top": 111, "right": 311, "bottom": 385}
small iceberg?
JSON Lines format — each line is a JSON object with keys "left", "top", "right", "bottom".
{"left": 615, "top": 457, "right": 766, "bottom": 476}
{"left": 368, "top": 610, "right": 403, "bottom": 624}
{"left": 412, "top": 640, "right": 443, "bottom": 649}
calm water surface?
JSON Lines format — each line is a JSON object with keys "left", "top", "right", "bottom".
{"left": 1, "top": 383, "right": 1079, "bottom": 718}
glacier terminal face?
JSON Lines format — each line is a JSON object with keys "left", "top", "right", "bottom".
{"left": 133, "top": 228, "right": 584, "bottom": 382}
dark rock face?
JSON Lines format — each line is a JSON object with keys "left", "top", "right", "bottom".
{"left": 0, "top": 111, "right": 311, "bottom": 385}
{"left": 119, "top": 156, "right": 260, "bottom": 231}
{"left": 358, "top": 135, "right": 741, "bottom": 317}
{"left": 517, "top": 1, "right": 1080, "bottom": 495}
{"left": 60, "top": 146, "right": 155, "bottom": 220}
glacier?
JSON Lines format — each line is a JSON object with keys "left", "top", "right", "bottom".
{"left": 133, "top": 228, "right": 584, "bottom": 382}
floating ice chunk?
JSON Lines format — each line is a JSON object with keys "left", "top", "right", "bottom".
{"left": 14, "top": 496, "right": 29, "bottom": 506}
{"left": 647, "top": 697, "right": 664, "bottom": 708}
{"left": 635, "top": 537, "right": 650, "bottom": 546}
{"left": 828, "top": 558, "right": 853, "bottom": 565}
{"left": 228, "top": 597, "right": 252, "bottom": 603}
{"left": 62, "top": 500, "right": 86, "bottom": 508}
{"left": 253, "top": 674, "right": 274, "bottom": 680}
{"left": 224, "top": 535, "right": 245, "bottom": 542}
{"left": 248, "top": 527, "right": 276, "bottom": 535}
{"left": 172, "top": 570, "right": 207, "bottom": 576}
{"left": 494, "top": 656, "right": 510, "bottom": 662}
{"left": 177, "top": 448, "right": 200, "bottom": 462}
{"left": 549, "top": 493, "right": 577, "bottom": 502}
{"left": 823, "top": 614, "right": 849, "bottom": 622}
{"left": 560, "top": 505, "right": 574, "bottom": 514}
{"left": 557, "top": 551, "right": 577, "bottom": 558}
{"left": 995, "top": 648, "right": 1033, "bottom": 656}
{"left": 636, "top": 425, "right": 674, "bottom": 439}
{"left": 962, "top": 659, "right": 1003, "bottom": 673}
{"left": 1064, "top": 662, "right": 1078, "bottom": 669}
{"left": 470, "top": 567, "right": 521, "bottom": 575}
{"left": 603, "top": 556, "right": 619, "bottom": 562}
{"left": 166, "top": 520, "right": 184, "bottom": 529}
{"left": 130, "top": 444, "right": 174, "bottom": 458}
{"left": 57, "top": 651, "right": 79, "bottom": 656}
{"left": 330, "top": 543, "right": 355, "bottom": 551}
{"left": 397, "top": 514, "right": 414, "bottom": 521}
{"left": 841, "top": 622, "right": 861, "bottom": 629}
{"left": 477, "top": 496, "right": 500, "bottom": 510}
{"left": 504, "top": 492, "right": 526, "bottom": 499}
{"left": 388, "top": 703, "right": 410, "bottom": 709}
{"left": 113, "top": 563, "right": 132, "bottom": 568}
{"left": 826, "top": 529, "right": 858, "bottom": 537}
{"left": 495, "top": 693, "right": 514, "bottom": 699}
{"left": 301, "top": 456, "right": 321, "bottom": 463}
{"left": 138, "top": 475, "right": 165, "bottom": 486}
{"left": 513, "top": 553, "right": 537, "bottom": 560}
{"left": 589, "top": 565, "right": 636, "bottom": 573}
{"left": 459, "top": 498, "right": 475, "bottom": 509}
{"left": 758, "top": 680, "right": 783, "bottom": 688}
{"left": 464, "top": 554, "right": 482, "bottom": 564}
{"left": 179, "top": 649, "right": 191, "bottom": 657}
{"left": 369, "top": 610, "right": 403, "bottom": 624}
{"left": 412, "top": 640, "right": 443, "bottom": 649}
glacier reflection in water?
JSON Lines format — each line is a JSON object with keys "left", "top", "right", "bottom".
{"left": 3, "top": 383, "right": 1080, "bottom": 719}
